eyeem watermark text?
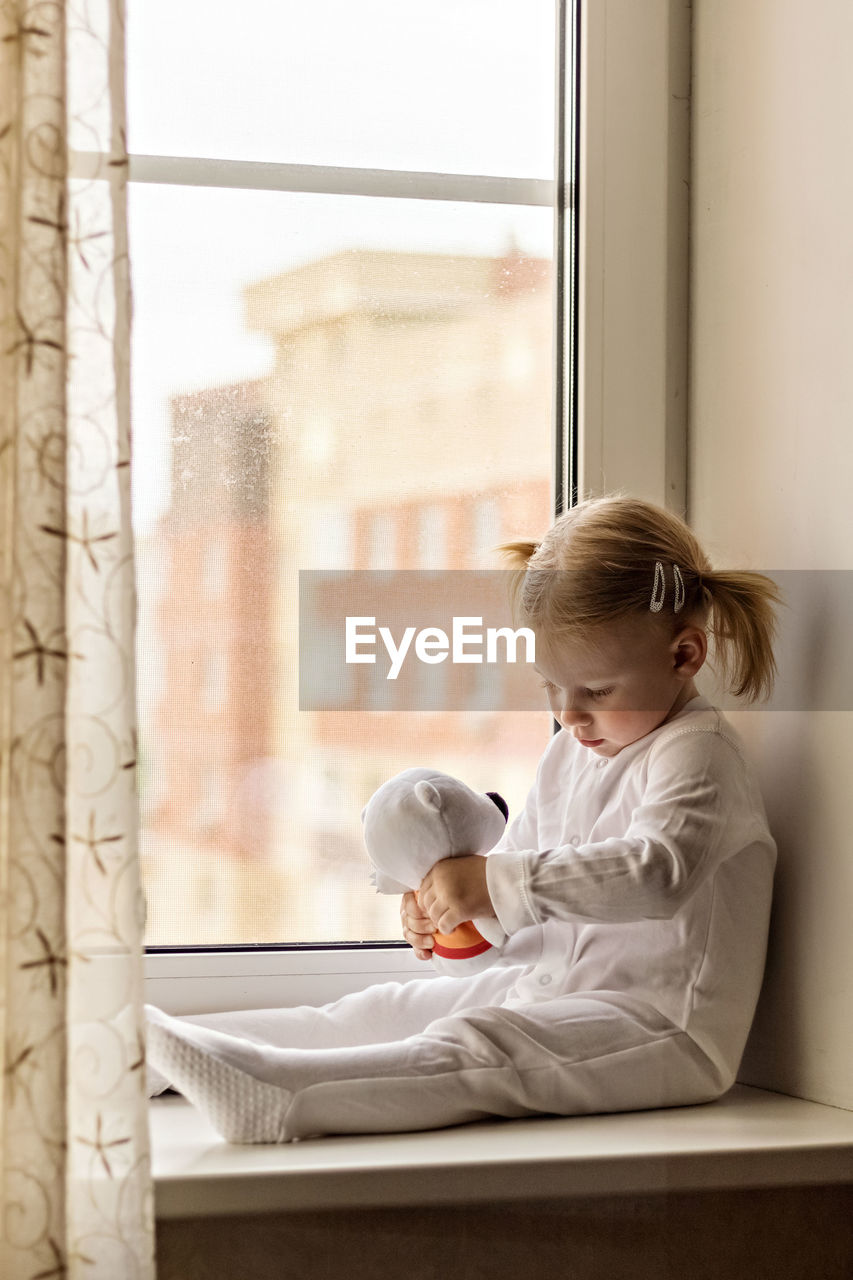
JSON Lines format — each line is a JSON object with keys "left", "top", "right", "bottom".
{"left": 345, "top": 616, "right": 536, "bottom": 679}
{"left": 298, "top": 568, "right": 838, "bottom": 712}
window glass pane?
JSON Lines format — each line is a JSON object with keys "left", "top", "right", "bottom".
{"left": 132, "top": 185, "right": 556, "bottom": 944}
{"left": 126, "top": 0, "right": 555, "bottom": 178}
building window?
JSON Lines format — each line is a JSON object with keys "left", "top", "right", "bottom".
{"left": 308, "top": 506, "right": 352, "bottom": 571}
{"left": 368, "top": 512, "right": 397, "bottom": 571}
{"left": 196, "top": 764, "right": 227, "bottom": 833}
{"left": 417, "top": 504, "right": 448, "bottom": 570}
{"left": 368, "top": 659, "right": 396, "bottom": 712}
{"left": 472, "top": 496, "right": 502, "bottom": 568}
{"left": 203, "top": 647, "right": 228, "bottom": 714}
{"left": 202, "top": 540, "right": 228, "bottom": 599}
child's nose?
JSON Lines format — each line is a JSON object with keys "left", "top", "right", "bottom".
{"left": 558, "top": 701, "right": 593, "bottom": 731}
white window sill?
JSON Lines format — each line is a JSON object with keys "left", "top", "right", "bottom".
{"left": 144, "top": 946, "right": 434, "bottom": 1015}
{"left": 150, "top": 1083, "right": 853, "bottom": 1219}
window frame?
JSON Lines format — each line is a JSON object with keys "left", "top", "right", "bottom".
{"left": 576, "top": 0, "right": 691, "bottom": 508}
{"left": 145, "top": 943, "right": 438, "bottom": 1015}
{"left": 104, "top": 0, "right": 690, "bottom": 1013}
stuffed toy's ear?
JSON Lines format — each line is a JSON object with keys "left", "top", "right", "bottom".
{"left": 414, "top": 780, "right": 443, "bottom": 812}
{"left": 486, "top": 791, "right": 509, "bottom": 822}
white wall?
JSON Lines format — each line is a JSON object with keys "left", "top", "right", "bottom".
{"left": 690, "top": 0, "right": 853, "bottom": 1108}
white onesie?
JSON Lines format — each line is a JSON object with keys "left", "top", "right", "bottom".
{"left": 484, "top": 691, "right": 777, "bottom": 1084}
{"left": 146, "top": 692, "right": 777, "bottom": 1142}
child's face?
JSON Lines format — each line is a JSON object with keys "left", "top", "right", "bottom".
{"left": 534, "top": 616, "right": 706, "bottom": 757}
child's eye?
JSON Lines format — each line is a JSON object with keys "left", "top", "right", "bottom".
{"left": 539, "top": 681, "right": 613, "bottom": 699}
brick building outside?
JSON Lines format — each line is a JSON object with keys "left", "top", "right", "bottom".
{"left": 140, "top": 248, "right": 555, "bottom": 945}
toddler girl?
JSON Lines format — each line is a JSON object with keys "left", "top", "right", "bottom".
{"left": 145, "top": 494, "right": 783, "bottom": 1144}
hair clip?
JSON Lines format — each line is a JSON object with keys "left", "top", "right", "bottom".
{"left": 650, "top": 561, "right": 686, "bottom": 612}
{"left": 673, "top": 563, "right": 685, "bottom": 613}
{"left": 650, "top": 561, "right": 665, "bottom": 612}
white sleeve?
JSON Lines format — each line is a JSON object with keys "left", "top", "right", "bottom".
{"left": 485, "top": 729, "right": 750, "bottom": 935}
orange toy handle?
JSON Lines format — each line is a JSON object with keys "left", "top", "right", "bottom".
{"left": 415, "top": 891, "right": 494, "bottom": 961}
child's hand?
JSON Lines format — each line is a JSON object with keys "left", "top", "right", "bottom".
{"left": 400, "top": 890, "right": 435, "bottom": 961}
{"left": 418, "top": 856, "right": 494, "bottom": 935}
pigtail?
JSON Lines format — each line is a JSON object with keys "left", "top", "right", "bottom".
{"left": 496, "top": 539, "right": 540, "bottom": 628}
{"left": 497, "top": 539, "right": 540, "bottom": 569}
{"left": 702, "top": 570, "right": 787, "bottom": 703}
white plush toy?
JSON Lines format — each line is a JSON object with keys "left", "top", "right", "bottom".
{"left": 361, "top": 767, "right": 509, "bottom": 976}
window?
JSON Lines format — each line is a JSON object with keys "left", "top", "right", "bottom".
{"left": 113, "top": 1, "right": 689, "bottom": 1008}
{"left": 126, "top": 0, "right": 561, "bottom": 968}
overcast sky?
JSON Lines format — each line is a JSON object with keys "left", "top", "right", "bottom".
{"left": 126, "top": 0, "right": 556, "bottom": 532}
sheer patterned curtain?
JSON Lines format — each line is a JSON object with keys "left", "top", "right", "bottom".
{"left": 0, "top": 1, "right": 155, "bottom": 1276}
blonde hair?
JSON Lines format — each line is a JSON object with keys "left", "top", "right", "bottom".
{"left": 497, "top": 492, "right": 786, "bottom": 704}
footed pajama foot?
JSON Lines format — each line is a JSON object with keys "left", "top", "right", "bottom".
{"left": 145, "top": 1005, "right": 293, "bottom": 1144}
